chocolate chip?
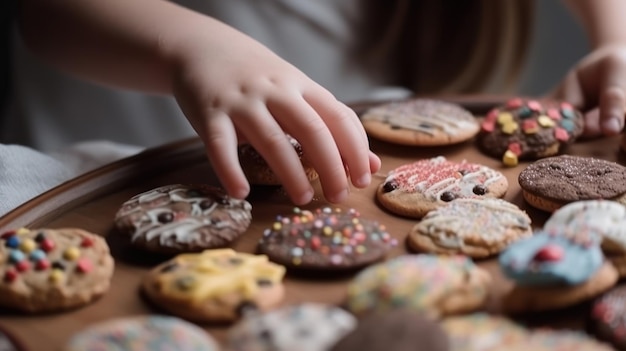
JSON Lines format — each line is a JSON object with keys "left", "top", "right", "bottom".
{"left": 199, "top": 199, "right": 214, "bottom": 210}
{"left": 157, "top": 212, "right": 174, "bottom": 223}
{"left": 186, "top": 189, "right": 202, "bottom": 197}
{"left": 458, "top": 169, "right": 469, "bottom": 176}
{"left": 440, "top": 192, "right": 456, "bottom": 202}
{"left": 228, "top": 257, "right": 243, "bottom": 265}
{"left": 236, "top": 301, "right": 258, "bottom": 317}
{"left": 382, "top": 181, "right": 398, "bottom": 193}
{"left": 160, "top": 262, "right": 178, "bottom": 273}
{"left": 256, "top": 278, "right": 273, "bottom": 286}
{"left": 35, "top": 232, "right": 46, "bottom": 242}
{"left": 52, "top": 261, "right": 65, "bottom": 271}
{"left": 472, "top": 185, "right": 487, "bottom": 195}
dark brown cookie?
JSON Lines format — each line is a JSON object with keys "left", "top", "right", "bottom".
{"left": 114, "top": 184, "right": 252, "bottom": 254}
{"left": 330, "top": 309, "right": 449, "bottom": 351}
{"left": 477, "top": 98, "right": 584, "bottom": 166}
{"left": 589, "top": 285, "right": 626, "bottom": 350}
{"left": 257, "top": 207, "right": 397, "bottom": 271}
{"left": 518, "top": 155, "right": 626, "bottom": 212}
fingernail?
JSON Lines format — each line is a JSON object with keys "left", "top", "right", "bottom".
{"left": 604, "top": 117, "right": 623, "bottom": 134}
{"left": 329, "top": 188, "right": 349, "bottom": 203}
{"left": 295, "top": 189, "right": 314, "bottom": 206}
{"left": 355, "top": 173, "right": 371, "bottom": 188}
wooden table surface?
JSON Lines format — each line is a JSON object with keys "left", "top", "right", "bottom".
{"left": 0, "top": 96, "right": 623, "bottom": 350}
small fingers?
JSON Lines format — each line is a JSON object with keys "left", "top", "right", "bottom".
{"left": 549, "top": 69, "right": 585, "bottom": 110}
{"left": 599, "top": 86, "right": 626, "bottom": 135}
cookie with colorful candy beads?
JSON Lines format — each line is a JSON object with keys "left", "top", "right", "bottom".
{"left": 238, "top": 134, "right": 319, "bottom": 185}
{"left": 499, "top": 228, "right": 618, "bottom": 313}
{"left": 114, "top": 184, "right": 252, "bottom": 254}
{"left": 63, "top": 315, "right": 219, "bottom": 351}
{"left": 227, "top": 303, "right": 357, "bottom": 351}
{"left": 345, "top": 254, "right": 492, "bottom": 319}
{"left": 0, "top": 227, "right": 114, "bottom": 313}
{"left": 477, "top": 97, "right": 584, "bottom": 167}
{"left": 360, "top": 98, "right": 480, "bottom": 146}
{"left": 141, "top": 248, "right": 286, "bottom": 323}
{"left": 441, "top": 313, "right": 530, "bottom": 351}
{"left": 545, "top": 200, "right": 626, "bottom": 278}
{"left": 518, "top": 155, "right": 626, "bottom": 213}
{"left": 330, "top": 309, "right": 450, "bottom": 351}
{"left": 407, "top": 198, "right": 532, "bottom": 258}
{"left": 377, "top": 156, "right": 508, "bottom": 219}
{"left": 257, "top": 207, "right": 397, "bottom": 271}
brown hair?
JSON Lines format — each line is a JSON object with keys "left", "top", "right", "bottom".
{"left": 360, "top": 0, "right": 535, "bottom": 95}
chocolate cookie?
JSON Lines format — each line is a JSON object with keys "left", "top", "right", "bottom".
{"left": 141, "top": 248, "right": 286, "bottom": 323}
{"left": 63, "top": 315, "right": 219, "bottom": 351}
{"left": 477, "top": 98, "right": 584, "bottom": 166}
{"left": 518, "top": 155, "right": 626, "bottom": 212}
{"left": 377, "top": 156, "right": 508, "bottom": 219}
{"left": 227, "top": 303, "right": 357, "bottom": 351}
{"left": 0, "top": 227, "right": 114, "bottom": 313}
{"left": 238, "top": 134, "right": 319, "bottom": 185}
{"left": 257, "top": 207, "right": 397, "bottom": 271}
{"left": 407, "top": 198, "right": 532, "bottom": 258}
{"left": 360, "top": 98, "right": 480, "bottom": 146}
{"left": 590, "top": 285, "right": 626, "bottom": 350}
{"left": 330, "top": 309, "right": 449, "bottom": 351}
{"left": 114, "top": 184, "right": 252, "bottom": 254}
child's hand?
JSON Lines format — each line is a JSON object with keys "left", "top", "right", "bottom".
{"left": 550, "top": 45, "right": 626, "bottom": 137}
{"left": 167, "top": 20, "right": 381, "bottom": 205}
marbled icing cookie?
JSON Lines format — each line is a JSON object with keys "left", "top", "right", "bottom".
{"left": 114, "top": 184, "right": 252, "bottom": 254}
{"left": 0, "top": 227, "right": 114, "bottom": 313}
{"left": 377, "top": 156, "right": 508, "bottom": 218}
{"left": 238, "top": 134, "right": 319, "bottom": 185}
{"left": 345, "top": 254, "right": 492, "bottom": 319}
{"left": 407, "top": 198, "right": 532, "bottom": 258}
{"left": 518, "top": 155, "right": 626, "bottom": 212}
{"left": 590, "top": 285, "right": 626, "bottom": 350}
{"left": 360, "top": 98, "right": 480, "bottom": 146}
{"left": 141, "top": 249, "right": 286, "bottom": 323}
{"left": 477, "top": 98, "right": 584, "bottom": 167}
{"left": 227, "top": 303, "right": 357, "bottom": 351}
{"left": 257, "top": 207, "right": 397, "bottom": 271}
{"left": 63, "top": 315, "right": 219, "bottom": 351}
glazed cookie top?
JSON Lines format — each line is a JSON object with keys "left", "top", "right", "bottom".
{"left": 114, "top": 184, "right": 252, "bottom": 252}
{"left": 227, "top": 303, "right": 357, "bottom": 351}
{"left": 380, "top": 156, "right": 507, "bottom": 203}
{"left": 346, "top": 254, "right": 491, "bottom": 318}
{"left": 499, "top": 229, "right": 602, "bottom": 286}
{"left": 144, "top": 249, "right": 285, "bottom": 307}
{"left": 257, "top": 207, "right": 397, "bottom": 270}
{"left": 478, "top": 98, "right": 584, "bottom": 166}
{"left": 64, "top": 315, "right": 219, "bottom": 351}
{"left": 518, "top": 155, "right": 626, "bottom": 202}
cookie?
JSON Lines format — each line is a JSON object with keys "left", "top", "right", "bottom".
{"left": 441, "top": 313, "right": 530, "bottom": 351}
{"left": 516, "top": 329, "right": 615, "bottom": 351}
{"left": 227, "top": 303, "right": 357, "bottom": 351}
{"left": 257, "top": 207, "right": 397, "bottom": 271}
{"left": 499, "top": 229, "right": 618, "bottom": 313}
{"left": 477, "top": 98, "right": 584, "bottom": 167}
{"left": 377, "top": 156, "right": 508, "bottom": 218}
{"left": 0, "top": 323, "right": 28, "bottom": 351}
{"left": 345, "top": 254, "right": 492, "bottom": 319}
{"left": 63, "top": 315, "right": 219, "bottom": 351}
{"left": 407, "top": 198, "right": 532, "bottom": 258}
{"left": 141, "top": 248, "right": 286, "bottom": 323}
{"left": 238, "top": 134, "right": 319, "bottom": 185}
{"left": 545, "top": 200, "right": 626, "bottom": 277}
{"left": 518, "top": 155, "right": 626, "bottom": 212}
{"left": 0, "top": 227, "right": 114, "bottom": 313}
{"left": 590, "top": 285, "right": 626, "bottom": 350}
{"left": 114, "top": 184, "right": 252, "bottom": 254}
{"left": 360, "top": 98, "right": 479, "bottom": 146}
{"left": 330, "top": 309, "right": 450, "bottom": 351}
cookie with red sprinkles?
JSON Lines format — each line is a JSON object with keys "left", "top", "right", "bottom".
{"left": 257, "top": 207, "right": 397, "bottom": 271}
{"left": 0, "top": 227, "right": 114, "bottom": 313}
{"left": 589, "top": 285, "right": 626, "bottom": 350}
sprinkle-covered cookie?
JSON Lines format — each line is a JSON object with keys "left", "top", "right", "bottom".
{"left": 590, "top": 285, "right": 626, "bottom": 350}
{"left": 63, "top": 315, "right": 219, "bottom": 351}
{"left": 114, "top": 184, "right": 252, "bottom": 254}
{"left": 141, "top": 248, "right": 286, "bottom": 323}
{"left": 227, "top": 303, "right": 357, "bottom": 351}
{"left": 345, "top": 254, "right": 492, "bottom": 318}
{"left": 257, "top": 207, "right": 397, "bottom": 271}
{"left": 441, "top": 313, "right": 530, "bottom": 351}
{"left": 407, "top": 198, "right": 532, "bottom": 258}
{"left": 377, "top": 156, "right": 508, "bottom": 218}
{"left": 0, "top": 227, "right": 114, "bottom": 313}
{"left": 331, "top": 309, "right": 450, "bottom": 351}
{"left": 238, "top": 134, "right": 319, "bottom": 185}
{"left": 499, "top": 229, "right": 618, "bottom": 313}
{"left": 477, "top": 98, "right": 584, "bottom": 167}
{"left": 360, "top": 98, "right": 480, "bottom": 146}
{"left": 518, "top": 155, "right": 626, "bottom": 212}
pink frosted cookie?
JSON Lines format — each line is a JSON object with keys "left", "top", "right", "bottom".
{"left": 377, "top": 156, "right": 508, "bottom": 218}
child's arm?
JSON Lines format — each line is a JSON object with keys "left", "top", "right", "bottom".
{"left": 18, "top": 0, "right": 381, "bottom": 205}
{"left": 552, "top": 0, "right": 626, "bottom": 136}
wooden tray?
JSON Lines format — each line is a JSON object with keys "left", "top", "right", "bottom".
{"left": 0, "top": 96, "right": 622, "bottom": 350}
